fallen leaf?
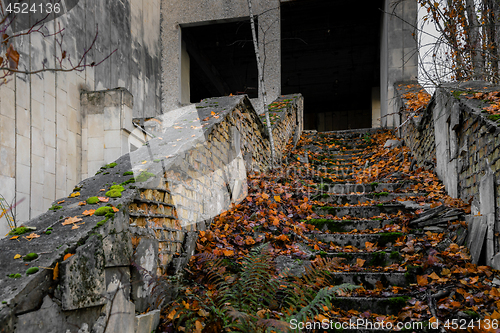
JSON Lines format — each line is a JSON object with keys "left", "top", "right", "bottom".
{"left": 417, "top": 275, "right": 428, "bottom": 286}
{"left": 62, "top": 216, "right": 83, "bottom": 226}
{"left": 9, "top": 236, "right": 19, "bottom": 240}
{"left": 78, "top": 201, "right": 87, "bottom": 206}
{"left": 98, "top": 197, "right": 109, "bottom": 203}
{"left": 112, "top": 207, "right": 119, "bottom": 213}
{"left": 53, "top": 262, "right": 59, "bottom": 280}
{"left": 63, "top": 253, "right": 74, "bottom": 261}
{"left": 274, "top": 195, "right": 281, "bottom": 203}
{"left": 25, "top": 233, "right": 40, "bottom": 240}
{"left": 82, "top": 209, "right": 95, "bottom": 216}
{"left": 57, "top": 200, "right": 65, "bottom": 204}
{"left": 14, "top": 254, "right": 21, "bottom": 259}
{"left": 356, "top": 258, "right": 366, "bottom": 267}
{"left": 69, "top": 192, "right": 80, "bottom": 198}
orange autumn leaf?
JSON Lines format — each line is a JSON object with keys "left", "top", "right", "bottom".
{"left": 78, "top": 201, "right": 87, "bottom": 206}
{"left": 417, "top": 275, "right": 428, "bottom": 286}
{"left": 222, "top": 249, "right": 234, "bottom": 256}
{"left": 262, "top": 193, "right": 269, "bottom": 200}
{"left": 112, "top": 206, "right": 119, "bottom": 213}
{"left": 53, "top": 262, "right": 59, "bottom": 280}
{"left": 428, "top": 272, "right": 440, "bottom": 280}
{"left": 274, "top": 195, "right": 281, "bottom": 203}
{"left": 245, "top": 236, "right": 256, "bottom": 245}
{"left": 9, "top": 236, "right": 19, "bottom": 240}
{"left": 63, "top": 253, "right": 74, "bottom": 261}
{"left": 82, "top": 209, "right": 95, "bottom": 216}
{"left": 25, "top": 233, "right": 40, "bottom": 240}
{"left": 98, "top": 197, "right": 109, "bottom": 203}
{"left": 356, "top": 258, "right": 366, "bottom": 267}
{"left": 62, "top": 216, "right": 83, "bottom": 226}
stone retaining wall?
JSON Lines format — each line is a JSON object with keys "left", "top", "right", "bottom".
{"left": 0, "top": 94, "right": 303, "bottom": 332}
{"left": 396, "top": 81, "right": 500, "bottom": 268}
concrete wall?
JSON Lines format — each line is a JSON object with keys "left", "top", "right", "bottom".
{"left": 0, "top": 0, "right": 161, "bottom": 232}
{"left": 0, "top": 94, "right": 303, "bottom": 333}
{"left": 380, "top": 0, "right": 419, "bottom": 127}
{"left": 160, "top": 0, "right": 281, "bottom": 111}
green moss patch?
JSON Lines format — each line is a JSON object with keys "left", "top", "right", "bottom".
{"left": 122, "top": 171, "right": 134, "bottom": 176}
{"left": 23, "top": 253, "right": 38, "bottom": 262}
{"left": 7, "top": 273, "right": 21, "bottom": 279}
{"left": 8, "top": 227, "right": 30, "bottom": 236}
{"left": 377, "top": 232, "right": 404, "bottom": 246}
{"left": 106, "top": 185, "right": 125, "bottom": 198}
{"left": 102, "top": 162, "right": 117, "bottom": 169}
{"left": 94, "top": 206, "right": 115, "bottom": 216}
{"left": 135, "top": 171, "right": 155, "bottom": 182}
{"left": 87, "top": 196, "right": 100, "bottom": 204}
{"left": 49, "top": 205, "right": 63, "bottom": 211}
{"left": 26, "top": 267, "right": 39, "bottom": 276}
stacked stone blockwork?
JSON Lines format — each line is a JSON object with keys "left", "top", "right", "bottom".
{"left": 0, "top": 94, "right": 303, "bottom": 332}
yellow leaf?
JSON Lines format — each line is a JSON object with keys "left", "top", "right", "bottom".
{"left": 14, "top": 254, "right": 21, "bottom": 259}
{"left": 53, "top": 262, "right": 59, "bottom": 280}
{"left": 198, "top": 309, "right": 209, "bottom": 317}
{"left": 168, "top": 310, "right": 177, "bottom": 320}
{"left": 194, "top": 320, "right": 203, "bottom": 333}
{"left": 274, "top": 195, "right": 281, "bottom": 203}
{"left": 69, "top": 192, "right": 80, "bottom": 198}
{"left": 441, "top": 268, "right": 451, "bottom": 276}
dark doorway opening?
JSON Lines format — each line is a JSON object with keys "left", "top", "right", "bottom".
{"left": 281, "top": 0, "right": 383, "bottom": 131}
{"left": 182, "top": 20, "right": 259, "bottom": 103}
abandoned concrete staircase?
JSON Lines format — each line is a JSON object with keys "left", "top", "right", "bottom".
{"left": 301, "top": 129, "right": 439, "bottom": 332}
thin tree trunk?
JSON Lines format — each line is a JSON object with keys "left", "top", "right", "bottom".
{"left": 491, "top": 0, "right": 500, "bottom": 82}
{"left": 464, "top": 0, "right": 485, "bottom": 79}
{"left": 247, "top": 0, "right": 276, "bottom": 167}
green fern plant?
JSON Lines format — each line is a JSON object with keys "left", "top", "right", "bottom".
{"left": 167, "top": 244, "right": 360, "bottom": 332}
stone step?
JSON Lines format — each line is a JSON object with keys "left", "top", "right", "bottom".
{"left": 329, "top": 272, "right": 408, "bottom": 289}
{"left": 326, "top": 251, "right": 403, "bottom": 267}
{"left": 313, "top": 192, "right": 428, "bottom": 205}
{"left": 305, "top": 218, "right": 399, "bottom": 232}
{"left": 316, "top": 182, "right": 417, "bottom": 194}
{"left": 330, "top": 296, "right": 411, "bottom": 315}
{"left": 313, "top": 204, "right": 413, "bottom": 219}
{"left": 308, "top": 232, "right": 406, "bottom": 248}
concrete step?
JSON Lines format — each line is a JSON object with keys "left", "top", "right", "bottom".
{"left": 313, "top": 204, "right": 413, "bottom": 219}
{"left": 329, "top": 272, "right": 408, "bottom": 289}
{"left": 330, "top": 296, "right": 411, "bottom": 315}
{"left": 308, "top": 232, "right": 405, "bottom": 248}
{"left": 326, "top": 251, "right": 403, "bottom": 267}
{"left": 313, "top": 192, "right": 429, "bottom": 205}
{"left": 305, "top": 218, "right": 399, "bottom": 232}
{"left": 315, "top": 182, "right": 417, "bottom": 194}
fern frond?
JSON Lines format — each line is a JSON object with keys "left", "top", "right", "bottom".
{"left": 292, "top": 283, "right": 360, "bottom": 323}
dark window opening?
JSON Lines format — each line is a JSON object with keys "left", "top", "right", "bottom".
{"left": 183, "top": 20, "right": 259, "bottom": 103}
{"left": 281, "top": 0, "right": 383, "bottom": 131}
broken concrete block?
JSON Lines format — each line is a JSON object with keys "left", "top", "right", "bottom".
{"left": 61, "top": 235, "right": 106, "bottom": 310}
{"left": 103, "top": 231, "right": 133, "bottom": 267}
{"left": 383, "top": 140, "right": 401, "bottom": 148}
{"left": 131, "top": 237, "right": 158, "bottom": 313}
{"left": 15, "top": 296, "right": 66, "bottom": 333}
{"left": 104, "top": 289, "right": 135, "bottom": 333}
{"left": 135, "top": 309, "right": 160, "bottom": 333}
